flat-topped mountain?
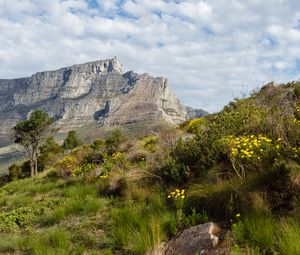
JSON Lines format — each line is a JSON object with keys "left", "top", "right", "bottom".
{"left": 0, "top": 57, "right": 207, "bottom": 142}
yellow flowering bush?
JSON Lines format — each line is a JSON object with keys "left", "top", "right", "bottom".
{"left": 72, "top": 163, "right": 97, "bottom": 177}
{"left": 55, "top": 155, "right": 78, "bottom": 176}
{"left": 99, "top": 152, "right": 125, "bottom": 178}
{"left": 292, "top": 105, "right": 300, "bottom": 124}
{"left": 222, "top": 134, "right": 281, "bottom": 178}
{"left": 111, "top": 152, "right": 125, "bottom": 162}
{"left": 142, "top": 135, "right": 158, "bottom": 152}
{"left": 185, "top": 118, "right": 207, "bottom": 133}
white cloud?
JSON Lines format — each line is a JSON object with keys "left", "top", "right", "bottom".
{"left": 0, "top": 0, "right": 300, "bottom": 112}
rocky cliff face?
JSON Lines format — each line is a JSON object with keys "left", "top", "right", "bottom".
{"left": 0, "top": 57, "right": 206, "bottom": 141}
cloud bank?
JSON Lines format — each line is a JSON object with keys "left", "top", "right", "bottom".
{"left": 1, "top": 0, "right": 300, "bottom": 112}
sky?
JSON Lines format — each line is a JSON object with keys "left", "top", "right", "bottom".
{"left": 1, "top": 0, "right": 300, "bottom": 112}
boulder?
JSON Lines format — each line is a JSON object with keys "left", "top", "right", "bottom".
{"left": 147, "top": 222, "right": 223, "bottom": 255}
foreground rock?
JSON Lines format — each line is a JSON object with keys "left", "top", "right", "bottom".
{"left": 0, "top": 57, "right": 207, "bottom": 142}
{"left": 148, "top": 222, "right": 226, "bottom": 255}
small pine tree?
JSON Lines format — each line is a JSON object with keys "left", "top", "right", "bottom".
{"left": 62, "top": 130, "right": 82, "bottom": 150}
{"left": 13, "top": 110, "right": 54, "bottom": 177}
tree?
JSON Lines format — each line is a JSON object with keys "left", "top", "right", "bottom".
{"left": 62, "top": 130, "right": 82, "bottom": 150}
{"left": 38, "top": 136, "right": 63, "bottom": 171}
{"left": 105, "top": 129, "right": 127, "bottom": 155}
{"left": 13, "top": 110, "right": 54, "bottom": 177}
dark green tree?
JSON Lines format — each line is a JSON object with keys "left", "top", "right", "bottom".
{"left": 39, "top": 136, "right": 62, "bottom": 155}
{"left": 13, "top": 110, "right": 54, "bottom": 177}
{"left": 38, "top": 136, "right": 63, "bottom": 171}
{"left": 105, "top": 129, "right": 127, "bottom": 155}
{"left": 62, "top": 130, "right": 82, "bottom": 150}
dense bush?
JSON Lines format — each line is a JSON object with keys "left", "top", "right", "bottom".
{"left": 163, "top": 133, "right": 216, "bottom": 183}
{"left": 7, "top": 161, "right": 31, "bottom": 181}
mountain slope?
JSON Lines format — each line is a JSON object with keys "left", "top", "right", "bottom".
{"left": 0, "top": 57, "right": 206, "bottom": 143}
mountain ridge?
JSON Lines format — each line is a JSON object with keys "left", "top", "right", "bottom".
{"left": 0, "top": 57, "right": 207, "bottom": 142}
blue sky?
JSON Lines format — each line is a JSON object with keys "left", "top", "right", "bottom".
{"left": 1, "top": 0, "right": 300, "bottom": 112}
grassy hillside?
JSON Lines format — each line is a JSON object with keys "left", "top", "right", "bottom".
{"left": 0, "top": 82, "right": 300, "bottom": 254}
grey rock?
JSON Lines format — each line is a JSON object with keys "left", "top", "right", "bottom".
{"left": 147, "top": 222, "right": 222, "bottom": 255}
{"left": 185, "top": 106, "right": 209, "bottom": 119}
{"left": 0, "top": 57, "right": 205, "bottom": 140}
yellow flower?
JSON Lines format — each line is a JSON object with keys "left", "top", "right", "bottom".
{"left": 236, "top": 213, "right": 241, "bottom": 217}
{"left": 181, "top": 195, "right": 185, "bottom": 199}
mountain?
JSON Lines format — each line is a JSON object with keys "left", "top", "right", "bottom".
{"left": 0, "top": 57, "right": 206, "bottom": 143}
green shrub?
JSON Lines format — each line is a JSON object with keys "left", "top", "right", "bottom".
{"left": 90, "top": 138, "right": 105, "bottom": 150}
{"left": 7, "top": 160, "right": 31, "bottom": 181}
{"left": 142, "top": 135, "right": 158, "bottom": 152}
{"left": 164, "top": 134, "right": 215, "bottom": 183}
{"left": 84, "top": 151, "right": 104, "bottom": 165}
{"left": 0, "top": 207, "right": 39, "bottom": 232}
{"left": 8, "top": 164, "right": 22, "bottom": 181}
{"left": 105, "top": 129, "right": 127, "bottom": 155}
{"left": 38, "top": 136, "right": 63, "bottom": 171}
{"left": 72, "top": 163, "right": 97, "bottom": 178}
{"left": 253, "top": 164, "right": 295, "bottom": 213}
{"left": 62, "top": 130, "right": 82, "bottom": 150}
{"left": 39, "top": 136, "right": 62, "bottom": 156}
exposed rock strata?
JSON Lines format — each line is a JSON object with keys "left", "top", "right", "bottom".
{"left": 0, "top": 57, "right": 206, "bottom": 141}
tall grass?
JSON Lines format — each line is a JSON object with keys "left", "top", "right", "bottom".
{"left": 233, "top": 245, "right": 264, "bottom": 255}
{"left": 232, "top": 213, "right": 276, "bottom": 252}
{"left": 63, "top": 183, "right": 98, "bottom": 198}
{"left": 110, "top": 195, "right": 176, "bottom": 254}
{"left": 28, "top": 227, "right": 70, "bottom": 255}
{"left": 41, "top": 183, "right": 104, "bottom": 225}
{"left": 278, "top": 219, "right": 300, "bottom": 255}
{"left": 0, "top": 233, "right": 25, "bottom": 253}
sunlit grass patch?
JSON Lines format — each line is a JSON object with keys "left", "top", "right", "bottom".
{"left": 232, "top": 213, "right": 276, "bottom": 252}
{"left": 278, "top": 219, "right": 300, "bottom": 255}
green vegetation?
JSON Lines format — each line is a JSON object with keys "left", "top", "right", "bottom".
{"left": 62, "top": 130, "right": 83, "bottom": 150}
{"left": 12, "top": 110, "right": 54, "bottom": 177}
{"left": 1, "top": 82, "right": 300, "bottom": 254}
